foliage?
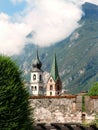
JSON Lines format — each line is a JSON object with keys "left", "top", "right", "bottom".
{"left": 83, "top": 113, "right": 98, "bottom": 128}
{"left": 94, "top": 113, "right": 98, "bottom": 127}
{"left": 0, "top": 55, "right": 34, "bottom": 130}
{"left": 88, "top": 82, "right": 98, "bottom": 96}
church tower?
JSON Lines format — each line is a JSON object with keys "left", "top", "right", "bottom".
{"left": 30, "top": 50, "right": 44, "bottom": 96}
{"left": 46, "top": 53, "right": 62, "bottom": 96}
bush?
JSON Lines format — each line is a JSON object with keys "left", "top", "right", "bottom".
{"left": 0, "top": 55, "right": 34, "bottom": 130}
{"left": 88, "top": 82, "right": 98, "bottom": 96}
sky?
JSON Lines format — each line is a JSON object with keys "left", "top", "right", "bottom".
{"left": 0, "top": 0, "right": 98, "bottom": 56}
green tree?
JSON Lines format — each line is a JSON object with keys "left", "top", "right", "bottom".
{"left": 88, "top": 82, "right": 98, "bottom": 96}
{"left": 0, "top": 55, "right": 34, "bottom": 130}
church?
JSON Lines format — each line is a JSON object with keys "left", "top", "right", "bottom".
{"left": 30, "top": 50, "right": 62, "bottom": 96}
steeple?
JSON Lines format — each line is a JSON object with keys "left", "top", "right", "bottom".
{"left": 30, "top": 49, "right": 44, "bottom": 96}
{"left": 46, "top": 53, "right": 62, "bottom": 96}
{"left": 51, "top": 53, "right": 59, "bottom": 81}
{"left": 32, "top": 49, "right": 42, "bottom": 70}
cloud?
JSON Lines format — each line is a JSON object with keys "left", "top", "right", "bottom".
{"left": 23, "top": 0, "right": 83, "bottom": 46}
{"left": 0, "top": 0, "right": 98, "bottom": 55}
{"left": 0, "top": 13, "right": 31, "bottom": 55}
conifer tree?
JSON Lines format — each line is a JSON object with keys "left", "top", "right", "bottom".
{"left": 0, "top": 55, "right": 34, "bottom": 130}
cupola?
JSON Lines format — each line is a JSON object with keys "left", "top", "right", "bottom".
{"left": 32, "top": 49, "right": 42, "bottom": 70}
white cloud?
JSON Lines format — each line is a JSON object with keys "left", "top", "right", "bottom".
{"left": 0, "top": 0, "right": 98, "bottom": 55}
{"left": 23, "top": 0, "right": 83, "bottom": 46}
{"left": 0, "top": 13, "right": 31, "bottom": 55}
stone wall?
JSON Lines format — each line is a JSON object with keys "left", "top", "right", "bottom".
{"left": 90, "top": 97, "right": 98, "bottom": 113}
{"left": 30, "top": 96, "right": 81, "bottom": 124}
{"left": 76, "top": 96, "right": 82, "bottom": 111}
{"left": 30, "top": 96, "right": 98, "bottom": 124}
{"left": 80, "top": 96, "right": 98, "bottom": 114}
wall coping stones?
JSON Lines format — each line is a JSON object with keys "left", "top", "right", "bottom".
{"left": 30, "top": 95, "right": 76, "bottom": 99}
{"left": 90, "top": 96, "right": 98, "bottom": 99}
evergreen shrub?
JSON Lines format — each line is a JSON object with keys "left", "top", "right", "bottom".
{"left": 0, "top": 55, "right": 34, "bottom": 130}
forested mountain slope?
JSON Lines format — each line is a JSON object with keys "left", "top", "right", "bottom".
{"left": 13, "top": 3, "right": 98, "bottom": 94}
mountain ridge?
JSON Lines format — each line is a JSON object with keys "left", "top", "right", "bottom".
{"left": 13, "top": 2, "right": 98, "bottom": 94}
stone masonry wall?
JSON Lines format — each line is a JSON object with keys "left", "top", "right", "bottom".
{"left": 30, "top": 96, "right": 98, "bottom": 124}
{"left": 87, "top": 96, "right": 98, "bottom": 113}
{"left": 30, "top": 96, "right": 82, "bottom": 124}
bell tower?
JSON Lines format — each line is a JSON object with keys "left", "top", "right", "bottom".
{"left": 30, "top": 49, "right": 44, "bottom": 96}
{"left": 46, "top": 53, "right": 62, "bottom": 96}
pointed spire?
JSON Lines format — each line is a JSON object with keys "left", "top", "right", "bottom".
{"left": 33, "top": 49, "right": 42, "bottom": 70}
{"left": 51, "top": 53, "right": 59, "bottom": 81}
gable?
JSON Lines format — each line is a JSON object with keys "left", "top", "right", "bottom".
{"left": 47, "top": 76, "right": 55, "bottom": 84}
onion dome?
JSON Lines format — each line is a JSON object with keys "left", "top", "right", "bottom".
{"left": 32, "top": 49, "right": 42, "bottom": 70}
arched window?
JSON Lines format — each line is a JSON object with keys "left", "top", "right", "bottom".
{"left": 31, "top": 86, "right": 33, "bottom": 91}
{"left": 39, "top": 75, "right": 42, "bottom": 81}
{"left": 35, "top": 86, "right": 37, "bottom": 91}
{"left": 50, "top": 92, "right": 52, "bottom": 96}
{"left": 33, "top": 74, "right": 36, "bottom": 80}
{"left": 50, "top": 85, "right": 53, "bottom": 90}
{"left": 50, "top": 79, "right": 52, "bottom": 82}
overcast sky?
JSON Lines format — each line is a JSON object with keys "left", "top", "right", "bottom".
{"left": 0, "top": 0, "right": 98, "bottom": 55}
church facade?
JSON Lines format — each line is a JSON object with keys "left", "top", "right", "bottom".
{"left": 30, "top": 50, "right": 62, "bottom": 96}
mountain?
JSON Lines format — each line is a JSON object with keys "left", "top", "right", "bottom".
{"left": 13, "top": 2, "right": 98, "bottom": 94}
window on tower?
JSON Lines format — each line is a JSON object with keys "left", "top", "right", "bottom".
{"left": 57, "top": 92, "right": 59, "bottom": 95}
{"left": 50, "top": 92, "right": 52, "bottom": 96}
{"left": 39, "top": 75, "right": 42, "bottom": 81}
{"left": 50, "top": 79, "right": 52, "bottom": 82}
{"left": 33, "top": 74, "right": 36, "bottom": 80}
{"left": 31, "top": 86, "right": 33, "bottom": 91}
{"left": 35, "top": 86, "right": 37, "bottom": 91}
{"left": 50, "top": 85, "right": 53, "bottom": 90}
